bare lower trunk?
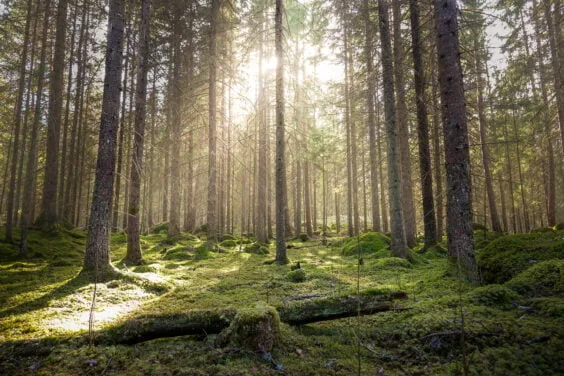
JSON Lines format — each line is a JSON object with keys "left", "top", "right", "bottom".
{"left": 84, "top": 0, "right": 125, "bottom": 272}
{"left": 434, "top": 0, "right": 478, "bottom": 281}
{"left": 207, "top": 0, "right": 219, "bottom": 243}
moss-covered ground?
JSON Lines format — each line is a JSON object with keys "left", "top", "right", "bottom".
{"left": 0, "top": 228, "right": 562, "bottom": 375}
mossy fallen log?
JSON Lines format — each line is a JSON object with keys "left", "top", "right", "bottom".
{"left": 101, "top": 289, "right": 407, "bottom": 345}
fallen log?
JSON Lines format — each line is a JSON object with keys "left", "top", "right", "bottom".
{"left": 101, "top": 289, "right": 407, "bottom": 345}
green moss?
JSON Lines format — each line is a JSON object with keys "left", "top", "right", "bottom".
{"left": 467, "top": 284, "right": 520, "bottom": 309}
{"left": 504, "top": 260, "right": 564, "bottom": 297}
{"left": 530, "top": 227, "right": 556, "bottom": 233}
{"left": 243, "top": 242, "right": 269, "bottom": 255}
{"left": 368, "top": 257, "right": 412, "bottom": 270}
{"left": 477, "top": 232, "right": 564, "bottom": 283}
{"left": 474, "top": 231, "right": 504, "bottom": 250}
{"left": 473, "top": 222, "right": 489, "bottom": 231}
{"left": 216, "top": 304, "right": 280, "bottom": 352}
{"left": 194, "top": 245, "right": 212, "bottom": 260}
{"left": 132, "top": 264, "right": 158, "bottom": 273}
{"left": 286, "top": 269, "right": 306, "bottom": 283}
{"left": 527, "top": 297, "right": 564, "bottom": 318}
{"left": 150, "top": 222, "right": 169, "bottom": 234}
{"left": 341, "top": 232, "right": 390, "bottom": 257}
{"left": 219, "top": 239, "right": 237, "bottom": 248}
{"left": 221, "top": 234, "right": 236, "bottom": 241}
{"left": 163, "top": 247, "right": 193, "bottom": 260}
{"left": 298, "top": 232, "right": 309, "bottom": 242}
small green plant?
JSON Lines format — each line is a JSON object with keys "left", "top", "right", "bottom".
{"left": 286, "top": 269, "right": 306, "bottom": 283}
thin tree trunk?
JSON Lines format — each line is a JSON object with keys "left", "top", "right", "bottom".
{"left": 410, "top": 0, "right": 437, "bottom": 248}
{"left": 257, "top": 11, "right": 268, "bottom": 243}
{"left": 275, "top": 0, "right": 288, "bottom": 264}
{"left": 473, "top": 35, "right": 502, "bottom": 233}
{"left": 378, "top": 0, "right": 408, "bottom": 258}
{"left": 362, "top": 0, "right": 381, "bottom": 233}
{"left": 20, "top": 0, "right": 52, "bottom": 256}
{"left": 5, "top": 0, "right": 33, "bottom": 242}
{"left": 207, "top": 0, "right": 219, "bottom": 243}
{"left": 41, "top": 0, "right": 68, "bottom": 229}
{"left": 126, "top": 0, "right": 151, "bottom": 264}
{"left": 392, "top": 0, "right": 416, "bottom": 247}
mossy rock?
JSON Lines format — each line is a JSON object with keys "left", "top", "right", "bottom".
{"left": 504, "top": 260, "right": 564, "bottom": 297}
{"left": 216, "top": 304, "right": 280, "bottom": 352}
{"left": 341, "top": 232, "right": 390, "bottom": 257}
{"left": 477, "top": 232, "right": 564, "bottom": 283}
{"left": 369, "top": 257, "right": 412, "bottom": 270}
{"left": 163, "top": 247, "right": 193, "bottom": 260}
{"left": 132, "top": 264, "right": 158, "bottom": 273}
{"left": 467, "top": 284, "right": 520, "bottom": 309}
{"left": 244, "top": 243, "right": 269, "bottom": 255}
{"left": 219, "top": 239, "right": 237, "bottom": 248}
{"left": 555, "top": 223, "right": 564, "bottom": 231}
{"left": 298, "top": 232, "right": 309, "bottom": 242}
{"left": 150, "top": 222, "right": 169, "bottom": 234}
{"left": 286, "top": 269, "right": 306, "bottom": 283}
{"left": 221, "top": 233, "right": 236, "bottom": 241}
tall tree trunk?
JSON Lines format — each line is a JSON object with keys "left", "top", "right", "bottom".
{"left": 434, "top": 0, "right": 478, "bottom": 280}
{"left": 533, "top": 10, "right": 557, "bottom": 226}
{"left": 58, "top": 4, "right": 78, "bottom": 219}
{"left": 409, "top": 0, "right": 437, "bottom": 248}
{"left": 473, "top": 36, "right": 502, "bottom": 233}
{"left": 257, "top": 11, "right": 268, "bottom": 243}
{"left": 378, "top": 0, "right": 408, "bottom": 258}
{"left": 168, "top": 18, "right": 182, "bottom": 239}
{"left": 275, "top": 0, "right": 288, "bottom": 264}
{"left": 41, "top": 0, "right": 68, "bottom": 229}
{"left": 541, "top": 0, "right": 564, "bottom": 153}
{"left": 126, "top": 0, "right": 151, "bottom": 264}
{"left": 207, "top": 0, "right": 219, "bottom": 243}
{"left": 392, "top": 0, "right": 416, "bottom": 247}
{"left": 84, "top": 0, "right": 125, "bottom": 273}
{"left": 362, "top": 0, "right": 381, "bottom": 233}
{"left": 20, "top": 0, "right": 52, "bottom": 255}
{"left": 5, "top": 0, "right": 33, "bottom": 242}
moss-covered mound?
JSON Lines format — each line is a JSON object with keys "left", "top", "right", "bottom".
{"left": 527, "top": 297, "right": 564, "bottom": 318}
{"left": 216, "top": 304, "right": 280, "bottom": 352}
{"left": 243, "top": 242, "right": 269, "bottom": 255}
{"left": 286, "top": 268, "right": 306, "bottom": 282}
{"left": 219, "top": 239, "right": 237, "bottom": 248}
{"left": 504, "top": 260, "right": 563, "bottom": 297}
{"left": 467, "top": 284, "right": 520, "bottom": 310}
{"left": 477, "top": 232, "right": 564, "bottom": 283}
{"left": 474, "top": 230, "right": 504, "bottom": 250}
{"left": 150, "top": 222, "right": 169, "bottom": 234}
{"left": 341, "top": 232, "right": 390, "bottom": 257}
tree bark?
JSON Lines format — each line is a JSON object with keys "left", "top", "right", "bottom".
{"left": 19, "top": 0, "right": 52, "bottom": 256}
{"left": 126, "top": 0, "right": 151, "bottom": 264}
{"left": 41, "top": 0, "right": 68, "bottom": 230}
{"left": 84, "top": 0, "right": 125, "bottom": 272}
{"left": 378, "top": 0, "right": 408, "bottom": 258}
{"left": 409, "top": 0, "right": 437, "bottom": 248}
{"left": 362, "top": 0, "right": 381, "bottom": 233}
{"left": 257, "top": 10, "right": 268, "bottom": 243}
{"left": 434, "top": 0, "right": 478, "bottom": 280}
{"left": 392, "top": 0, "right": 416, "bottom": 247}
{"left": 5, "top": 0, "right": 33, "bottom": 243}
{"left": 275, "top": 0, "right": 288, "bottom": 264}
{"left": 207, "top": 0, "right": 219, "bottom": 243}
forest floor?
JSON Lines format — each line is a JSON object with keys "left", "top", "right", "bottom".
{"left": 0, "top": 226, "right": 562, "bottom": 375}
